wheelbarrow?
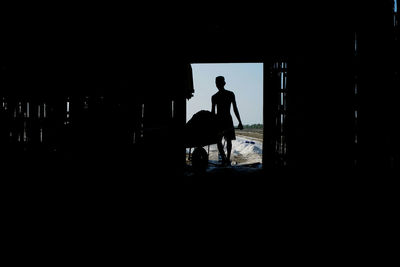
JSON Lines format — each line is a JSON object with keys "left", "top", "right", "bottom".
{"left": 185, "top": 110, "right": 239, "bottom": 172}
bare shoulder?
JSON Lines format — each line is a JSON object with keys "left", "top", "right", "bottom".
{"left": 226, "top": 90, "right": 235, "bottom": 99}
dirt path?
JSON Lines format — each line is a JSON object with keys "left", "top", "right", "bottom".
{"left": 236, "top": 129, "right": 263, "bottom": 142}
{"left": 236, "top": 133, "right": 263, "bottom": 143}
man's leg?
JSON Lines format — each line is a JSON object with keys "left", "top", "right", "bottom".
{"left": 226, "top": 139, "right": 232, "bottom": 165}
{"left": 217, "top": 138, "right": 227, "bottom": 163}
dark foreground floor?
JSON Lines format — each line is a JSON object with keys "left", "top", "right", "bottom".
{"left": 2, "top": 159, "right": 398, "bottom": 265}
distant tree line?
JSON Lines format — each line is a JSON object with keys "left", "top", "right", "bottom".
{"left": 243, "top": 124, "right": 263, "bottom": 129}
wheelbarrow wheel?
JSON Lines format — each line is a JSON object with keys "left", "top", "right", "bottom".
{"left": 192, "top": 147, "right": 208, "bottom": 172}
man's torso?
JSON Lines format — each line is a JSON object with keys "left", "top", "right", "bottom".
{"left": 212, "top": 90, "right": 234, "bottom": 118}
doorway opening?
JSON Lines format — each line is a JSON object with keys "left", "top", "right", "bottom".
{"left": 186, "top": 63, "right": 264, "bottom": 171}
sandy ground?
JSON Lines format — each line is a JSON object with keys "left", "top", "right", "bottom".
{"left": 186, "top": 132, "right": 263, "bottom": 167}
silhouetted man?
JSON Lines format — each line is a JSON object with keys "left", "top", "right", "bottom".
{"left": 211, "top": 76, "right": 243, "bottom": 166}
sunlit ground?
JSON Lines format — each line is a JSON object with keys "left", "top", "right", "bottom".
{"left": 186, "top": 128, "right": 263, "bottom": 168}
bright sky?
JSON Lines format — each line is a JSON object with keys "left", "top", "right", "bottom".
{"left": 188, "top": 63, "right": 263, "bottom": 125}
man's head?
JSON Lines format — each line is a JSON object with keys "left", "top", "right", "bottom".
{"left": 215, "top": 76, "right": 226, "bottom": 90}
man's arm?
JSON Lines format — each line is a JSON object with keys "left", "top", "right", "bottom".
{"left": 211, "top": 95, "right": 216, "bottom": 114}
{"left": 232, "top": 94, "right": 243, "bottom": 129}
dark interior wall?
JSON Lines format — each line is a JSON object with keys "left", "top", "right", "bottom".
{"left": 2, "top": 3, "right": 399, "bottom": 255}
{"left": 288, "top": 29, "right": 356, "bottom": 170}
{"left": 1, "top": 1, "right": 399, "bottom": 177}
{"left": 275, "top": 1, "right": 399, "bottom": 171}
{"left": 356, "top": 3, "right": 398, "bottom": 169}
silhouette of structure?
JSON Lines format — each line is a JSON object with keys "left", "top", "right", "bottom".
{"left": 2, "top": 3, "right": 400, "bottom": 260}
{"left": 1, "top": 1, "right": 399, "bottom": 181}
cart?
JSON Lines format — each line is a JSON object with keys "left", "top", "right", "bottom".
{"left": 185, "top": 110, "right": 229, "bottom": 172}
